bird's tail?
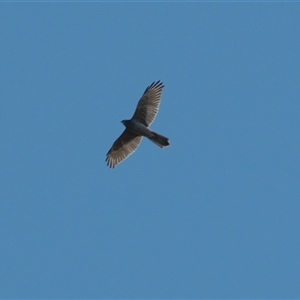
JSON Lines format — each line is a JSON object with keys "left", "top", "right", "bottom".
{"left": 149, "top": 131, "right": 170, "bottom": 148}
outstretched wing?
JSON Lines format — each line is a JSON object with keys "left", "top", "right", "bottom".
{"left": 106, "top": 129, "right": 142, "bottom": 168}
{"left": 131, "top": 81, "right": 164, "bottom": 127}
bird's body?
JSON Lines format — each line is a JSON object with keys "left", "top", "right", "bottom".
{"left": 121, "top": 119, "right": 151, "bottom": 137}
{"left": 106, "top": 81, "right": 170, "bottom": 168}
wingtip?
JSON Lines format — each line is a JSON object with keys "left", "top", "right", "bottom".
{"left": 147, "top": 80, "right": 164, "bottom": 91}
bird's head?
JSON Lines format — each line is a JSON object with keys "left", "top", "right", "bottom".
{"left": 121, "top": 120, "right": 129, "bottom": 126}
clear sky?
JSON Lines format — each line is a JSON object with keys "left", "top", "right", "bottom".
{"left": 1, "top": 2, "right": 299, "bottom": 299}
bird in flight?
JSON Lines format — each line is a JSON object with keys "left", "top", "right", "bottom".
{"left": 106, "top": 81, "right": 170, "bottom": 168}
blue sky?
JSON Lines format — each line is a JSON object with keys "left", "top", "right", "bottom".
{"left": 1, "top": 2, "right": 300, "bottom": 298}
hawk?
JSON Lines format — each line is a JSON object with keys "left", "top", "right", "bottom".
{"left": 106, "top": 81, "right": 170, "bottom": 168}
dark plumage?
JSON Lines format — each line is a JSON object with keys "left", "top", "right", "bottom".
{"left": 106, "top": 81, "right": 170, "bottom": 168}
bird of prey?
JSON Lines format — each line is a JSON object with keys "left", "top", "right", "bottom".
{"left": 106, "top": 81, "right": 170, "bottom": 168}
